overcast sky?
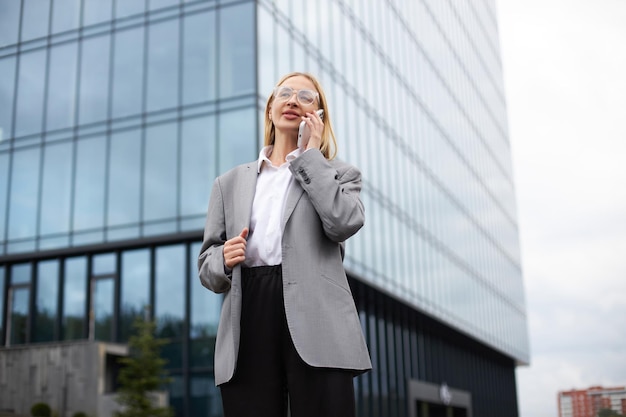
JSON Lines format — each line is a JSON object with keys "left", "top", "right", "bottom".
{"left": 496, "top": 0, "right": 626, "bottom": 416}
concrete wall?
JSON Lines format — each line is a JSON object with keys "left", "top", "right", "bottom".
{"left": 0, "top": 341, "right": 128, "bottom": 417}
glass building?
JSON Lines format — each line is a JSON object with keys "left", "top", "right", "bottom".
{"left": 0, "top": 1, "right": 529, "bottom": 416}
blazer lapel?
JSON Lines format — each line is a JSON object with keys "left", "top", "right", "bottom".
{"left": 232, "top": 163, "right": 258, "bottom": 236}
{"left": 281, "top": 180, "right": 305, "bottom": 232}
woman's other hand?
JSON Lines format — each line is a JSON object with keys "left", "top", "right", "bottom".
{"left": 223, "top": 227, "right": 249, "bottom": 269}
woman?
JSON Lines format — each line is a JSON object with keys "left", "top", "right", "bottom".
{"left": 198, "top": 72, "right": 371, "bottom": 417}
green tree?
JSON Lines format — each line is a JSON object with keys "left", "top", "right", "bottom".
{"left": 598, "top": 408, "right": 624, "bottom": 417}
{"left": 115, "top": 314, "right": 174, "bottom": 417}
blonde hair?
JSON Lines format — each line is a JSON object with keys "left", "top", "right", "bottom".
{"left": 263, "top": 72, "right": 337, "bottom": 160}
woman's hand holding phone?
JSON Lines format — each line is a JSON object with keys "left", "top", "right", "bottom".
{"left": 298, "top": 109, "right": 324, "bottom": 150}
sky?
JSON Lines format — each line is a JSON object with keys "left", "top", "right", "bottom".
{"left": 496, "top": 0, "right": 626, "bottom": 416}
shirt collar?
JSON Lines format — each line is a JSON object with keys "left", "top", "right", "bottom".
{"left": 257, "top": 145, "right": 302, "bottom": 173}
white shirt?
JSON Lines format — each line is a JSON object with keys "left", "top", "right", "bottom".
{"left": 243, "top": 145, "right": 302, "bottom": 267}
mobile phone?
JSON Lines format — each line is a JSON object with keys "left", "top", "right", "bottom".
{"left": 297, "top": 109, "right": 324, "bottom": 149}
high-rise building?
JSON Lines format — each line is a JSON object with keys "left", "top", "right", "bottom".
{"left": 558, "top": 386, "right": 626, "bottom": 417}
{"left": 0, "top": 1, "right": 529, "bottom": 416}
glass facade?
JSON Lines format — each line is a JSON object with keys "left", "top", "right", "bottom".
{"left": 0, "top": 1, "right": 528, "bottom": 416}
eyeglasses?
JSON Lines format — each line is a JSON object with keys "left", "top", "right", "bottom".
{"left": 273, "top": 86, "right": 319, "bottom": 106}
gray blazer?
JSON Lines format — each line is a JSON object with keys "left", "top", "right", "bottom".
{"left": 198, "top": 149, "right": 372, "bottom": 386}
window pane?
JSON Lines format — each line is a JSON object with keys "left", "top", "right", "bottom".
{"left": 12, "top": 263, "right": 31, "bottom": 284}
{"left": 112, "top": 27, "right": 145, "bottom": 119}
{"left": 93, "top": 253, "right": 116, "bottom": 275}
{"left": 149, "top": 0, "right": 179, "bottom": 11}
{"left": 115, "top": 1, "right": 144, "bottom": 19}
{"left": 0, "top": 267, "right": 4, "bottom": 339}
{"left": 40, "top": 142, "right": 73, "bottom": 236}
{"left": 35, "top": 260, "right": 59, "bottom": 342}
{"left": 83, "top": 0, "right": 113, "bottom": 26}
{"left": 74, "top": 135, "right": 106, "bottom": 231}
{"left": 0, "top": 56, "right": 16, "bottom": 140}
{"left": 15, "top": 49, "right": 47, "bottom": 137}
{"left": 94, "top": 278, "right": 114, "bottom": 341}
{"left": 21, "top": 0, "right": 50, "bottom": 42}
{"left": 218, "top": 3, "right": 255, "bottom": 98}
{"left": 108, "top": 129, "right": 141, "bottom": 227}
{"left": 79, "top": 35, "right": 111, "bottom": 125}
{"left": 51, "top": 0, "right": 81, "bottom": 34}
{"left": 218, "top": 107, "right": 256, "bottom": 173}
{"left": 63, "top": 257, "right": 87, "bottom": 340}
{"left": 0, "top": 1, "right": 20, "bottom": 47}
{"left": 8, "top": 147, "right": 40, "bottom": 240}
{"left": 190, "top": 374, "right": 222, "bottom": 417}
{"left": 10, "top": 287, "right": 30, "bottom": 345}
{"left": 155, "top": 245, "right": 184, "bottom": 339}
{"left": 182, "top": 10, "right": 216, "bottom": 105}
{"left": 181, "top": 116, "right": 215, "bottom": 217}
{"left": 0, "top": 153, "right": 9, "bottom": 242}
{"left": 144, "top": 122, "right": 177, "bottom": 222}
{"left": 147, "top": 18, "right": 179, "bottom": 112}
{"left": 120, "top": 249, "right": 150, "bottom": 341}
{"left": 46, "top": 42, "right": 78, "bottom": 131}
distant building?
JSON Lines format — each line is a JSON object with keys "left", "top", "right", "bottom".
{"left": 558, "top": 386, "right": 626, "bottom": 417}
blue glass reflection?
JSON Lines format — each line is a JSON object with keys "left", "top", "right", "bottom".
{"left": 40, "top": 142, "right": 73, "bottom": 235}
{"left": 120, "top": 249, "right": 150, "bottom": 341}
{"left": 46, "top": 41, "right": 78, "bottom": 131}
{"left": 93, "top": 253, "right": 116, "bottom": 275}
{"left": 94, "top": 278, "right": 114, "bottom": 341}
{"left": 0, "top": 2, "right": 21, "bottom": 47}
{"left": 0, "top": 153, "right": 8, "bottom": 242}
{"left": 0, "top": 267, "right": 4, "bottom": 338}
{"left": 108, "top": 129, "right": 141, "bottom": 227}
{"left": 10, "top": 287, "right": 30, "bottom": 345}
{"left": 63, "top": 257, "right": 87, "bottom": 340}
{"left": 181, "top": 116, "right": 216, "bottom": 217}
{"left": 0, "top": 57, "right": 16, "bottom": 140}
{"left": 20, "top": 0, "right": 50, "bottom": 42}
{"left": 79, "top": 35, "right": 111, "bottom": 125}
{"left": 182, "top": 10, "right": 217, "bottom": 105}
{"left": 11, "top": 263, "right": 31, "bottom": 285}
{"left": 73, "top": 136, "right": 106, "bottom": 231}
{"left": 155, "top": 245, "right": 185, "bottom": 338}
{"left": 83, "top": 0, "right": 113, "bottom": 27}
{"left": 144, "top": 123, "right": 177, "bottom": 222}
{"left": 218, "top": 108, "right": 256, "bottom": 173}
{"left": 218, "top": 3, "right": 255, "bottom": 99}
{"left": 112, "top": 26, "right": 145, "bottom": 119}
{"left": 15, "top": 49, "right": 47, "bottom": 137}
{"left": 146, "top": 18, "right": 179, "bottom": 112}
{"left": 35, "top": 260, "right": 59, "bottom": 342}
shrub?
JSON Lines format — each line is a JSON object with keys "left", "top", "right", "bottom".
{"left": 30, "top": 402, "right": 51, "bottom": 417}
{"left": 72, "top": 413, "right": 88, "bottom": 417}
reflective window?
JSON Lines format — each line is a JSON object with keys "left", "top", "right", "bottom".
{"left": 83, "top": 0, "right": 113, "bottom": 26}
{"left": 79, "top": 35, "right": 111, "bottom": 125}
{"left": 8, "top": 147, "right": 40, "bottom": 241}
{"left": 112, "top": 26, "right": 145, "bottom": 119}
{"left": 12, "top": 263, "right": 31, "bottom": 284}
{"left": 120, "top": 249, "right": 150, "bottom": 341}
{"left": 0, "top": 153, "right": 9, "bottom": 244}
{"left": 181, "top": 116, "right": 216, "bottom": 218}
{"left": 146, "top": 18, "right": 179, "bottom": 112}
{"left": 73, "top": 135, "right": 106, "bottom": 231}
{"left": 20, "top": 0, "right": 50, "bottom": 42}
{"left": 149, "top": 0, "right": 179, "bottom": 11}
{"left": 115, "top": 1, "right": 145, "bottom": 19}
{"left": 34, "top": 260, "right": 59, "bottom": 342}
{"left": 51, "top": 0, "right": 81, "bottom": 34}
{"left": 15, "top": 49, "right": 47, "bottom": 137}
{"left": 218, "top": 3, "right": 255, "bottom": 98}
{"left": 107, "top": 129, "right": 141, "bottom": 227}
{"left": 46, "top": 42, "right": 78, "bottom": 131}
{"left": 182, "top": 10, "right": 217, "bottom": 105}
{"left": 144, "top": 122, "right": 177, "bottom": 222}
{"left": 190, "top": 374, "right": 222, "bottom": 417}
{"left": 0, "top": 267, "right": 4, "bottom": 339}
{"left": 93, "top": 278, "right": 114, "bottom": 341}
{"left": 10, "top": 287, "right": 30, "bottom": 345}
{"left": 0, "top": 1, "right": 21, "bottom": 47}
{"left": 40, "top": 142, "right": 73, "bottom": 236}
{"left": 155, "top": 245, "right": 185, "bottom": 339}
{"left": 190, "top": 241, "right": 221, "bottom": 367}
{"left": 63, "top": 257, "right": 87, "bottom": 340}
{"left": 92, "top": 254, "right": 115, "bottom": 277}
{"left": 0, "top": 56, "right": 16, "bottom": 140}
{"left": 218, "top": 108, "right": 256, "bottom": 173}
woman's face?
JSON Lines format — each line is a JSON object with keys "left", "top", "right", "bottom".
{"left": 269, "top": 75, "right": 320, "bottom": 135}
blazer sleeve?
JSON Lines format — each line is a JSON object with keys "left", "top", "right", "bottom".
{"left": 289, "top": 149, "right": 365, "bottom": 242}
{"left": 197, "top": 177, "right": 232, "bottom": 294}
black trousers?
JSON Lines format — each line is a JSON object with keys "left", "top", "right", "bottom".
{"left": 219, "top": 265, "right": 356, "bottom": 417}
